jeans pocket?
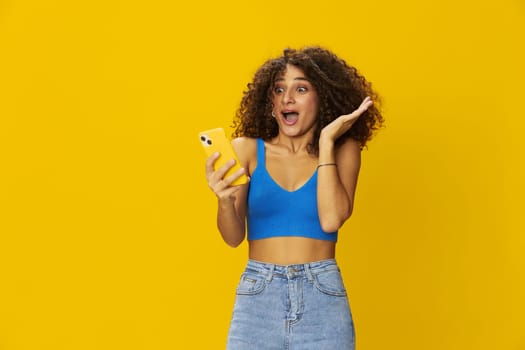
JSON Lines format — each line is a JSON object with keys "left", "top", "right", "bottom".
{"left": 236, "top": 272, "right": 267, "bottom": 295}
{"left": 313, "top": 267, "right": 347, "bottom": 297}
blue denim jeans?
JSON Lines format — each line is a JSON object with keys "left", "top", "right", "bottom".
{"left": 227, "top": 259, "right": 355, "bottom": 350}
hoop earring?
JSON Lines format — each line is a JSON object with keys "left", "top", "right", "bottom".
{"left": 271, "top": 111, "right": 276, "bottom": 118}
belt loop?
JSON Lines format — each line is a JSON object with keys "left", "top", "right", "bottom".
{"left": 265, "top": 264, "right": 275, "bottom": 282}
{"left": 304, "top": 263, "right": 313, "bottom": 282}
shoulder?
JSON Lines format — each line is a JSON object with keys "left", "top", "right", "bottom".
{"left": 232, "top": 136, "right": 257, "bottom": 149}
{"left": 336, "top": 137, "right": 360, "bottom": 157}
{"left": 232, "top": 137, "right": 258, "bottom": 169}
{"left": 232, "top": 136, "right": 258, "bottom": 155}
{"left": 336, "top": 138, "right": 361, "bottom": 170}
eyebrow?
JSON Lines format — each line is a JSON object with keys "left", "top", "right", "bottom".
{"left": 274, "top": 77, "right": 310, "bottom": 82}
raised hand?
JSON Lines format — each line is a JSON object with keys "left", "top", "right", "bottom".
{"left": 320, "top": 96, "right": 373, "bottom": 142}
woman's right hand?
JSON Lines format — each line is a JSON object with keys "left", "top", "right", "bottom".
{"left": 205, "top": 152, "right": 247, "bottom": 202}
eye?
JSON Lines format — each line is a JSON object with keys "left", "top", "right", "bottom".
{"left": 274, "top": 86, "right": 284, "bottom": 94}
{"left": 297, "top": 86, "right": 308, "bottom": 93}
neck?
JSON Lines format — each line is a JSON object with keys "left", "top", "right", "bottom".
{"left": 271, "top": 132, "right": 314, "bottom": 154}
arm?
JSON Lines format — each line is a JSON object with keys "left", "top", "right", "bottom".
{"left": 317, "top": 137, "right": 360, "bottom": 232}
{"left": 316, "top": 97, "right": 372, "bottom": 232}
{"left": 205, "top": 137, "right": 251, "bottom": 247}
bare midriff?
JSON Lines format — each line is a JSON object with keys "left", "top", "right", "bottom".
{"left": 248, "top": 237, "right": 336, "bottom": 265}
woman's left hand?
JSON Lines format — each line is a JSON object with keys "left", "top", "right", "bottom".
{"left": 320, "top": 96, "right": 373, "bottom": 143}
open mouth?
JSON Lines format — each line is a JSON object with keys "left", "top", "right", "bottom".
{"left": 282, "top": 111, "right": 299, "bottom": 125}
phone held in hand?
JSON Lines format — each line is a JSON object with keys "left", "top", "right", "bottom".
{"left": 199, "top": 128, "right": 248, "bottom": 186}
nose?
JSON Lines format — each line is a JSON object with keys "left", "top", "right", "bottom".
{"left": 282, "top": 90, "right": 295, "bottom": 104}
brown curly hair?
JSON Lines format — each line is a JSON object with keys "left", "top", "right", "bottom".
{"left": 232, "top": 46, "right": 384, "bottom": 154}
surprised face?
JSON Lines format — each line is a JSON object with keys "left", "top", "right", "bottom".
{"left": 271, "top": 64, "right": 320, "bottom": 138}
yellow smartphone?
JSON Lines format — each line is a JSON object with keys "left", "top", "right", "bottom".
{"left": 199, "top": 128, "right": 248, "bottom": 186}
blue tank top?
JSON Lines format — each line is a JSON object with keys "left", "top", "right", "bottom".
{"left": 247, "top": 138, "right": 338, "bottom": 242}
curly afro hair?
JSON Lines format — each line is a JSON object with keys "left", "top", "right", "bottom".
{"left": 232, "top": 46, "right": 384, "bottom": 154}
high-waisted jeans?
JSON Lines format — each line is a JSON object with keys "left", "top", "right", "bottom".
{"left": 227, "top": 259, "right": 355, "bottom": 350}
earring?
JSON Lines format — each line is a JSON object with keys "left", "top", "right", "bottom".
{"left": 271, "top": 111, "right": 276, "bottom": 118}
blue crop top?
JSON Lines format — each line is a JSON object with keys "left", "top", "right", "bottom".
{"left": 247, "top": 138, "right": 338, "bottom": 242}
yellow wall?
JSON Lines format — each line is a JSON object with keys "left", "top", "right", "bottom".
{"left": 1, "top": 0, "right": 523, "bottom": 349}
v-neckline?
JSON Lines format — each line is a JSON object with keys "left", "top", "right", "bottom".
{"left": 263, "top": 167, "right": 317, "bottom": 193}
{"left": 260, "top": 141, "right": 317, "bottom": 193}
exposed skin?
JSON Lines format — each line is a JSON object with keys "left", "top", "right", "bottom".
{"left": 205, "top": 64, "right": 373, "bottom": 265}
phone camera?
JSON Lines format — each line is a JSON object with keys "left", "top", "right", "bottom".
{"left": 200, "top": 135, "right": 212, "bottom": 146}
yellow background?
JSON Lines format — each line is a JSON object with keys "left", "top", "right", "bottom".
{"left": 1, "top": 0, "right": 524, "bottom": 349}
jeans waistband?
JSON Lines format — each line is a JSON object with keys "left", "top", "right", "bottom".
{"left": 245, "top": 258, "right": 339, "bottom": 282}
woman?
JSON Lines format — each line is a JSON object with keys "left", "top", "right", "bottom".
{"left": 205, "top": 47, "right": 383, "bottom": 349}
